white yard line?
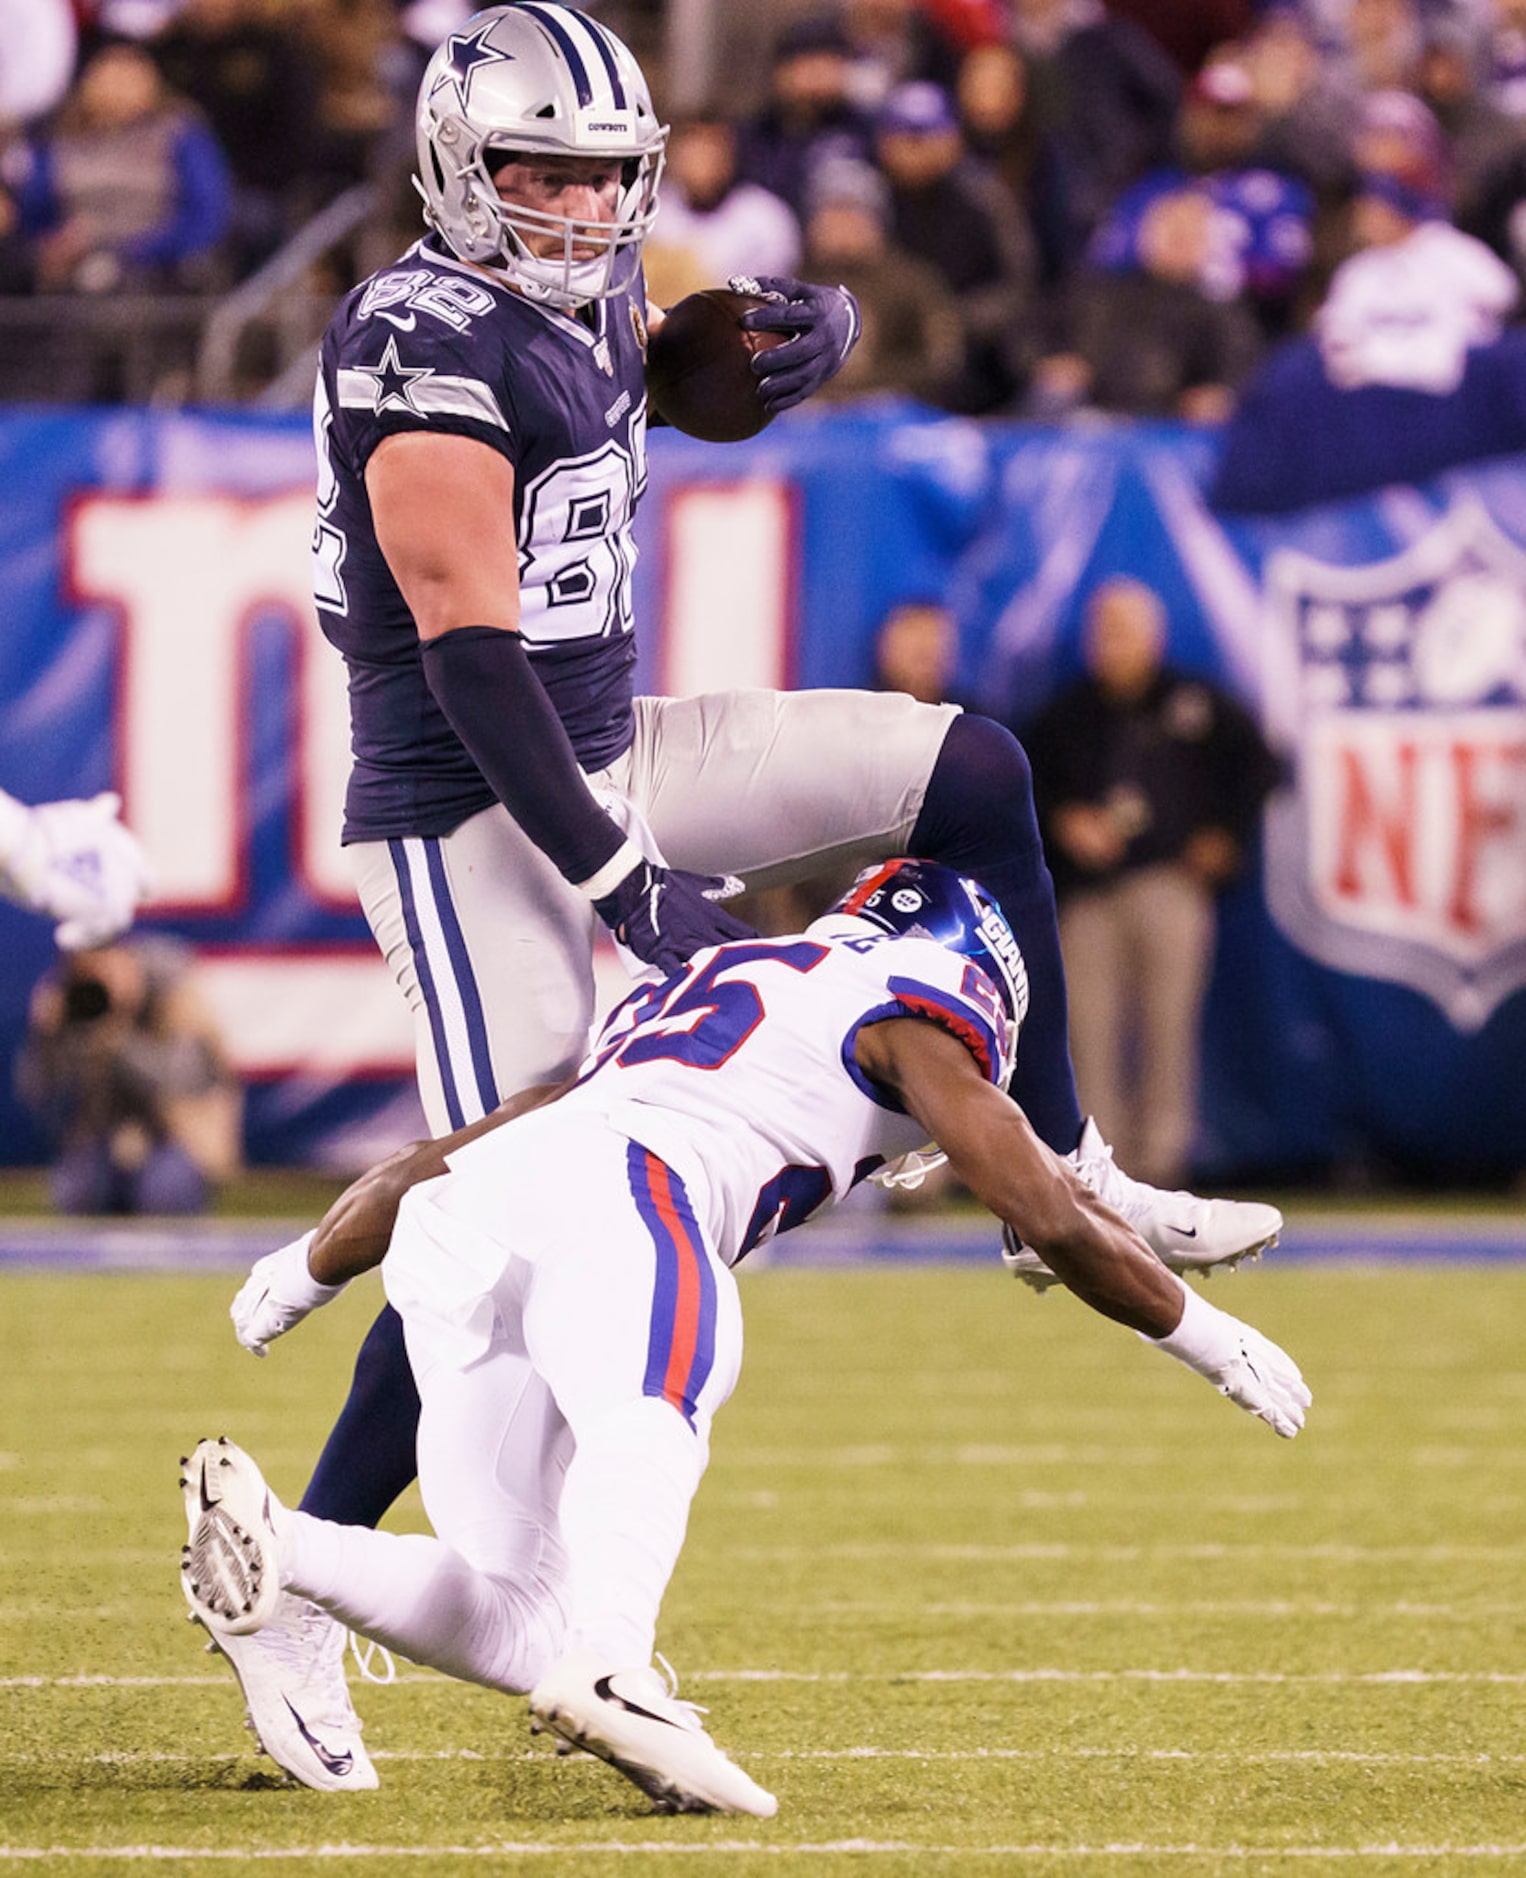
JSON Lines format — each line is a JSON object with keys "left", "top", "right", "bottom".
{"left": 3, "top": 1747, "right": 1522, "bottom": 1768}
{"left": 4, "top": 1667, "right": 1526, "bottom": 1689}
{"left": 2, "top": 1841, "right": 1526, "bottom": 1861}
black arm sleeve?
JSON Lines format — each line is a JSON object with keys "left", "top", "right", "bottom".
{"left": 419, "top": 625, "right": 630, "bottom": 889}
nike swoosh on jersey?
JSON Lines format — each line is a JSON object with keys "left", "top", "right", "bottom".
{"left": 284, "top": 1696, "right": 355, "bottom": 1776}
{"left": 594, "top": 1674, "right": 681, "bottom": 1729}
{"left": 375, "top": 309, "right": 417, "bottom": 331}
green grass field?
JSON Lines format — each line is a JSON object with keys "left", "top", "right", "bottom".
{"left": 2, "top": 1259, "right": 1524, "bottom": 1875}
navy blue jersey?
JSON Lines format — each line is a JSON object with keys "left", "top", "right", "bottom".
{"left": 313, "top": 236, "right": 650, "bottom": 842}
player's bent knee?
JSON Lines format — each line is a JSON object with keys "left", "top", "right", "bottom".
{"left": 478, "top": 1573, "right": 571, "bottom": 1694}
{"left": 914, "top": 711, "right": 1039, "bottom": 861}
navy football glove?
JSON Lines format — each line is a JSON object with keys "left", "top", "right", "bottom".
{"left": 593, "top": 859, "right": 755, "bottom": 976}
{"left": 734, "top": 275, "right": 861, "bottom": 412}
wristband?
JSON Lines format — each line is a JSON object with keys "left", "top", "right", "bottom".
{"left": 1142, "top": 1277, "right": 1232, "bottom": 1370}
{"left": 576, "top": 837, "right": 644, "bottom": 901}
{"left": 281, "top": 1230, "right": 347, "bottom": 1307}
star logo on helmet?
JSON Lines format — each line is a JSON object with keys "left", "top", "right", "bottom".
{"left": 355, "top": 336, "right": 433, "bottom": 415}
{"left": 430, "top": 17, "right": 514, "bottom": 112}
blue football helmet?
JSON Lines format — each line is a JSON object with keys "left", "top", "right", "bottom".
{"left": 826, "top": 857, "right": 1029, "bottom": 1085}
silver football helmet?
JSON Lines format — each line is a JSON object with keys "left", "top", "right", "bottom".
{"left": 414, "top": 4, "right": 667, "bottom": 309}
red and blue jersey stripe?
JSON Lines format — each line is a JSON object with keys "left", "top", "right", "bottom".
{"left": 627, "top": 1142, "right": 717, "bottom": 1429}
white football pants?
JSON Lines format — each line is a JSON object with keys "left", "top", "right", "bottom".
{"left": 351, "top": 687, "right": 958, "bottom": 1132}
{"left": 280, "top": 1108, "right": 743, "bottom": 1690}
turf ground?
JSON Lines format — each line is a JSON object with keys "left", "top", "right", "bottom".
{"left": 2, "top": 1248, "right": 1524, "bottom": 1875}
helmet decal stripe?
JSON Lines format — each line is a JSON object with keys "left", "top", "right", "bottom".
{"left": 578, "top": 13, "right": 630, "bottom": 110}
{"left": 517, "top": 3, "right": 595, "bottom": 107}
{"left": 840, "top": 858, "right": 909, "bottom": 918}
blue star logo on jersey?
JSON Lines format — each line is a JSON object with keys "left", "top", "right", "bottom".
{"left": 355, "top": 336, "right": 432, "bottom": 416}
{"left": 429, "top": 18, "right": 514, "bottom": 112}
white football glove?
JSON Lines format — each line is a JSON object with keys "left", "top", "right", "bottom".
{"left": 230, "top": 1231, "right": 346, "bottom": 1357}
{"left": 1144, "top": 1281, "right": 1310, "bottom": 1438}
{"left": 0, "top": 789, "right": 151, "bottom": 949}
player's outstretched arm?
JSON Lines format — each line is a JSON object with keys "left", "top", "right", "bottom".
{"left": 855, "top": 1017, "right": 1309, "bottom": 1437}
{"left": 230, "top": 1077, "right": 571, "bottom": 1355}
{"left": 0, "top": 788, "right": 151, "bottom": 948}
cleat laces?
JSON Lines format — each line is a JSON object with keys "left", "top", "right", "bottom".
{"left": 349, "top": 1631, "right": 396, "bottom": 1685}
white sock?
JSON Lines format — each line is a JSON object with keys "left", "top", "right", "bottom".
{"left": 556, "top": 1396, "right": 706, "bottom": 1667}
{"left": 282, "top": 1509, "right": 564, "bottom": 1695}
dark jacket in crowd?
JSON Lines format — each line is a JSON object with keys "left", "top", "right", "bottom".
{"left": 1023, "top": 665, "right": 1285, "bottom": 899}
{"left": 1045, "top": 266, "right": 1263, "bottom": 415}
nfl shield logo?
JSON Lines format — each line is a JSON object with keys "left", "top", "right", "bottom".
{"left": 1263, "top": 500, "right": 1526, "bottom": 1032}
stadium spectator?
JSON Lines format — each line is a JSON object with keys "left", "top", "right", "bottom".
{"left": 1009, "top": 0, "right": 1183, "bottom": 250}
{"left": 797, "top": 154, "right": 963, "bottom": 404}
{"left": 1235, "top": 6, "right": 1360, "bottom": 197}
{"left": 1028, "top": 181, "right": 1262, "bottom": 420}
{"left": 954, "top": 36, "right": 1078, "bottom": 285}
{"left": 1022, "top": 577, "right": 1283, "bottom": 1186}
{"left": 14, "top": 39, "right": 232, "bottom": 295}
{"left": 1351, "top": 86, "right": 1452, "bottom": 210}
{"left": 17, "top": 935, "right": 242, "bottom": 1217}
{"left": 836, "top": 0, "right": 969, "bottom": 109}
{"left": 1486, "top": 0, "right": 1526, "bottom": 119}
{"left": 1089, "top": 53, "right": 1317, "bottom": 341}
{"left": 874, "top": 78, "right": 1039, "bottom": 412}
{"left": 734, "top": 14, "right": 877, "bottom": 221}
{"left": 150, "top": 0, "right": 321, "bottom": 275}
{"left": 296, "top": 0, "right": 407, "bottom": 196}
{"left": 645, "top": 110, "right": 801, "bottom": 308}
{"left": 1314, "top": 168, "right": 1519, "bottom": 394}
{"left": 1416, "top": 13, "right": 1521, "bottom": 231}
{"left": 1338, "top": 0, "right": 1424, "bottom": 95}
{"left": 872, "top": 596, "right": 968, "bottom": 705}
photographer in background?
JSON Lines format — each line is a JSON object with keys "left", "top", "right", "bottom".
{"left": 16, "top": 935, "right": 241, "bottom": 1216}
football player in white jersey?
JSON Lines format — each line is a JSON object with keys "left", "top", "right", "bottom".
{"left": 253, "top": 0, "right": 1285, "bottom": 1795}
{"left": 0, "top": 788, "right": 149, "bottom": 948}
{"left": 192, "top": 862, "right": 1309, "bottom": 1816}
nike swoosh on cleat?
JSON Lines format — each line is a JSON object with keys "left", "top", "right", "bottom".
{"left": 593, "top": 1675, "right": 683, "bottom": 1730}
{"left": 198, "top": 1465, "right": 217, "bottom": 1514}
{"left": 1166, "top": 1225, "right": 1198, "bottom": 1239}
{"left": 283, "top": 1696, "right": 355, "bottom": 1777}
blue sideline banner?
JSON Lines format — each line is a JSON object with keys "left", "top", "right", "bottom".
{"left": 0, "top": 404, "right": 1521, "bottom": 1178}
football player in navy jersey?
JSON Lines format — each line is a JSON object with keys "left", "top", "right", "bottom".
{"left": 192, "top": 862, "right": 1308, "bottom": 1816}
{"left": 208, "top": 4, "right": 1286, "bottom": 1789}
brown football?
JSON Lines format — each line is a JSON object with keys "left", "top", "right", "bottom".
{"left": 645, "top": 289, "right": 786, "bottom": 442}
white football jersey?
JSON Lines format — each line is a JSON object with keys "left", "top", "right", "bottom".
{"left": 495, "top": 919, "right": 1011, "bottom": 1264}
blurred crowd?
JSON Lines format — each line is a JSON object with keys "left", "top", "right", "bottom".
{"left": 2, "top": 0, "right": 1526, "bottom": 413}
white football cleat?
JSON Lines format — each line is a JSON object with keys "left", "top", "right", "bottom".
{"left": 180, "top": 1436, "right": 379, "bottom": 1791}
{"left": 196, "top": 1595, "right": 380, "bottom": 1792}
{"left": 529, "top": 1649, "right": 777, "bottom": 1817}
{"left": 1003, "top": 1118, "right": 1282, "bottom": 1292}
{"left": 180, "top": 1436, "right": 285, "bottom": 1635}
